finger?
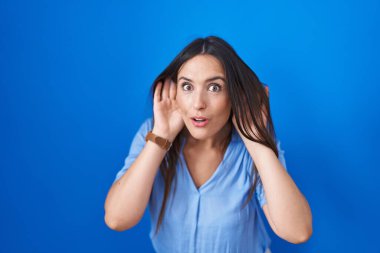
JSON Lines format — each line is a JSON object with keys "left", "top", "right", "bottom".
{"left": 169, "top": 80, "right": 176, "bottom": 100}
{"left": 154, "top": 81, "right": 162, "bottom": 103}
{"left": 261, "top": 105, "right": 268, "bottom": 127}
{"left": 162, "top": 78, "right": 170, "bottom": 99}
{"left": 265, "top": 86, "right": 269, "bottom": 97}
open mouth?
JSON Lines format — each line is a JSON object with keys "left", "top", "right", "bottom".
{"left": 191, "top": 117, "right": 209, "bottom": 127}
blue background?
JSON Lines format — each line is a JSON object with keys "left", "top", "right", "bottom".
{"left": 1, "top": 0, "right": 379, "bottom": 252}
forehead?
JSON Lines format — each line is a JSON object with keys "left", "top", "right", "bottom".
{"left": 178, "top": 54, "right": 225, "bottom": 80}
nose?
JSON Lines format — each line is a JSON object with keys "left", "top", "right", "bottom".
{"left": 192, "top": 91, "right": 207, "bottom": 110}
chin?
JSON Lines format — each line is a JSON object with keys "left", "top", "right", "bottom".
{"left": 187, "top": 131, "right": 208, "bottom": 140}
{"left": 184, "top": 123, "right": 210, "bottom": 140}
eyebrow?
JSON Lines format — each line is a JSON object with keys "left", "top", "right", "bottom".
{"left": 178, "top": 76, "right": 226, "bottom": 83}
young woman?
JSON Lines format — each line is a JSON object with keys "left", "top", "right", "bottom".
{"left": 104, "top": 36, "right": 313, "bottom": 253}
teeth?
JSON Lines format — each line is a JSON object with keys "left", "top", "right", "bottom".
{"left": 194, "top": 118, "right": 206, "bottom": 122}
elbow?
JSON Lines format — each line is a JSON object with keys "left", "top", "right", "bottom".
{"left": 104, "top": 213, "right": 137, "bottom": 232}
{"left": 295, "top": 228, "right": 313, "bottom": 244}
{"left": 276, "top": 222, "right": 313, "bottom": 244}
{"left": 103, "top": 198, "right": 144, "bottom": 232}
{"left": 286, "top": 208, "right": 313, "bottom": 244}
{"left": 289, "top": 226, "right": 313, "bottom": 244}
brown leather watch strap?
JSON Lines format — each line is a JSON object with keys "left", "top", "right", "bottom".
{"left": 145, "top": 131, "right": 172, "bottom": 151}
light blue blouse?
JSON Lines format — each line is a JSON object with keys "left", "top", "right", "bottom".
{"left": 113, "top": 117, "right": 287, "bottom": 253}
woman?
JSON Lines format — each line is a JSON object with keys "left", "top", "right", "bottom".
{"left": 104, "top": 36, "right": 313, "bottom": 253}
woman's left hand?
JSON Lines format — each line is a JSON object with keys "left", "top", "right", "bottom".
{"left": 232, "top": 86, "right": 269, "bottom": 140}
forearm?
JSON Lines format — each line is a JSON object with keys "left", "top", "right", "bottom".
{"left": 243, "top": 140, "right": 313, "bottom": 242}
{"left": 104, "top": 140, "right": 166, "bottom": 231}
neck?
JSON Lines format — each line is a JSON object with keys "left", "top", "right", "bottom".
{"left": 184, "top": 122, "right": 232, "bottom": 150}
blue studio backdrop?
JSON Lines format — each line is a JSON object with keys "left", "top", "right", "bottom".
{"left": 1, "top": 0, "right": 379, "bottom": 252}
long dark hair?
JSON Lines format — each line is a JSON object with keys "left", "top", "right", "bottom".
{"left": 149, "top": 35, "right": 279, "bottom": 236}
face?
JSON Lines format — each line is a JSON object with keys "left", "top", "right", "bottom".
{"left": 176, "top": 54, "right": 231, "bottom": 140}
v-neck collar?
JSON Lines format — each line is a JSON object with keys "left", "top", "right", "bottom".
{"left": 179, "top": 127, "right": 239, "bottom": 193}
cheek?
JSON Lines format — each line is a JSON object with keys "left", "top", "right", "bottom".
{"left": 215, "top": 98, "right": 231, "bottom": 114}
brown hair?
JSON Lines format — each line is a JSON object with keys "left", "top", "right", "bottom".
{"left": 149, "top": 35, "right": 279, "bottom": 236}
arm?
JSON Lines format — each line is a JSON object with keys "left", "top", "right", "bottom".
{"left": 233, "top": 86, "right": 312, "bottom": 243}
{"left": 104, "top": 77, "right": 184, "bottom": 232}
{"left": 246, "top": 140, "right": 313, "bottom": 244}
{"left": 104, "top": 138, "right": 167, "bottom": 231}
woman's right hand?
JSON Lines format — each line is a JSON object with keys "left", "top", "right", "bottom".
{"left": 152, "top": 77, "right": 185, "bottom": 142}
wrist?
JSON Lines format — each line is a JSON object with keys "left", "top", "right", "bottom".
{"left": 152, "top": 127, "right": 174, "bottom": 142}
{"left": 146, "top": 130, "right": 172, "bottom": 151}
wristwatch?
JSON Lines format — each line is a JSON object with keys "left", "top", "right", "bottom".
{"left": 145, "top": 131, "right": 172, "bottom": 151}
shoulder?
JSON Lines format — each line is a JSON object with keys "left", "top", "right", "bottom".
{"left": 128, "top": 117, "right": 154, "bottom": 147}
{"left": 143, "top": 116, "right": 154, "bottom": 128}
{"left": 136, "top": 117, "right": 154, "bottom": 135}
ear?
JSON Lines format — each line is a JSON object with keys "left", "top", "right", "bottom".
{"left": 264, "top": 85, "right": 269, "bottom": 96}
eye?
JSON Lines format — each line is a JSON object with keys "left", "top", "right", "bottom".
{"left": 181, "top": 82, "right": 192, "bottom": 91}
{"left": 209, "top": 83, "right": 222, "bottom": 92}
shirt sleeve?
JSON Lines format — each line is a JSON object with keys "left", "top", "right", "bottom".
{"left": 113, "top": 117, "right": 153, "bottom": 184}
{"left": 255, "top": 140, "right": 288, "bottom": 208}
